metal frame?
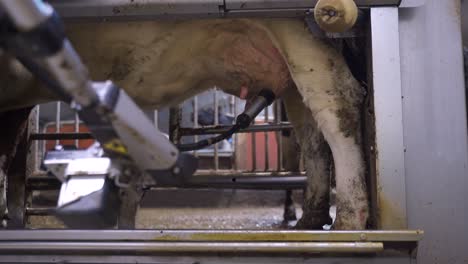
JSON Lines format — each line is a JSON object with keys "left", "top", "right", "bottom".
{"left": 0, "top": 229, "right": 423, "bottom": 242}
{"left": 398, "top": 1, "right": 468, "bottom": 263}
{"left": 0, "top": 230, "right": 422, "bottom": 263}
{"left": 20, "top": 4, "right": 411, "bottom": 229}
{"left": 47, "top": 0, "right": 401, "bottom": 20}
{"left": 26, "top": 173, "right": 306, "bottom": 190}
{"left": 0, "top": 256, "right": 415, "bottom": 264}
{"left": 0, "top": 230, "right": 421, "bottom": 257}
{"left": 370, "top": 8, "right": 407, "bottom": 229}
{"left": 3, "top": 2, "right": 444, "bottom": 262}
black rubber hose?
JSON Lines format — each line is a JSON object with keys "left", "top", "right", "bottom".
{"left": 177, "top": 89, "right": 275, "bottom": 152}
{"left": 177, "top": 123, "right": 241, "bottom": 152}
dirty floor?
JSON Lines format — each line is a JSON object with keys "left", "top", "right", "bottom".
{"left": 27, "top": 189, "right": 304, "bottom": 229}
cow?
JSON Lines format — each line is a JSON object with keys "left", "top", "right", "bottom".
{"left": 0, "top": 18, "right": 369, "bottom": 230}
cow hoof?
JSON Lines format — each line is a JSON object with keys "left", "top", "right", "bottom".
{"left": 314, "top": 0, "right": 358, "bottom": 33}
{"left": 294, "top": 214, "right": 333, "bottom": 230}
{"left": 283, "top": 206, "right": 297, "bottom": 221}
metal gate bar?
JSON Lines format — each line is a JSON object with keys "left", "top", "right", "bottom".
{"left": 55, "top": 102, "right": 61, "bottom": 146}
{"left": 29, "top": 94, "right": 297, "bottom": 179}
{"left": 26, "top": 175, "right": 306, "bottom": 191}
{"left": 0, "top": 241, "right": 383, "bottom": 254}
{"left": 30, "top": 124, "right": 294, "bottom": 140}
{"left": 264, "top": 105, "right": 269, "bottom": 171}
{"left": 0, "top": 255, "right": 417, "bottom": 264}
{"left": 0, "top": 229, "right": 423, "bottom": 242}
{"left": 47, "top": 0, "right": 401, "bottom": 21}
{"left": 0, "top": 230, "right": 422, "bottom": 257}
{"left": 275, "top": 101, "right": 284, "bottom": 171}
{"left": 231, "top": 96, "right": 238, "bottom": 170}
{"left": 0, "top": 229, "right": 422, "bottom": 257}
{"left": 193, "top": 96, "right": 199, "bottom": 157}
{"left": 213, "top": 89, "right": 219, "bottom": 170}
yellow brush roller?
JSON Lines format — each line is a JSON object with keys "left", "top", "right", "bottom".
{"left": 314, "top": 0, "right": 358, "bottom": 33}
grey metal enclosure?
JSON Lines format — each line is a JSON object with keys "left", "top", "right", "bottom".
{"left": 0, "top": 0, "right": 467, "bottom": 263}
{"left": 399, "top": 1, "right": 468, "bottom": 263}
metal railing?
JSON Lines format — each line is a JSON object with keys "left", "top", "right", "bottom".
{"left": 30, "top": 89, "right": 298, "bottom": 173}
{"left": 25, "top": 89, "right": 305, "bottom": 216}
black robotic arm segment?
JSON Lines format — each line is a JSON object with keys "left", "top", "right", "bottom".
{"left": 0, "top": 0, "right": 187, "bottom": 228}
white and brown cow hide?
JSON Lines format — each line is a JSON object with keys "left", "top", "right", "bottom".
{"left": 0, "top": 18, "right": 368, "bottom": 230}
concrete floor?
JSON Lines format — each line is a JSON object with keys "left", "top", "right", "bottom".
{"left": 27, "top": 189, "right": 304, "bottom": 229}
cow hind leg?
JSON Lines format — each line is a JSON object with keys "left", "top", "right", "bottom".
{"left": 295, "top": 77, "right": 368, "bottom": 229}
{"left": 272, "top": 20, "right": 369, "bottom": 229}
{"left": 283, "top": 89, "right": 332, "bottom": 229}
{"left": 314, "top": 106, "right": 368, "bottom": 229}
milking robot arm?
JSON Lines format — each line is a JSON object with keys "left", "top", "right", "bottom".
{"left": 0, "top": 0, "right": 196, "bottom": 228}
{"left": 0, "top": 0, "right": 186, "bottom": 172}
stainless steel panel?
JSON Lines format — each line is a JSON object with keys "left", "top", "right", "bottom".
{"left": 399, "top": 0, "right": 468, "bottom": 263}
{"left": 399, "top": 0, "right": 426, "bottom": 7}
{"left": 370, "top": 7, "right": 407, "bottom": 229}
{"left": 463, "top": 0, "right": 468, "bottom": 46}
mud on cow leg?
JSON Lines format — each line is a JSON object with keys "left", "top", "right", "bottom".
{"left": 315, "top": 107, "right": 368, "bottom": 229}
{"left": 271, "top": 19, "right": 369, "bottom": 229}
{"left": 297, "top": 122, "right": 334, "bottom": 229}
{"left": 288, "top": 66, "right": 369, "bottom": 230}
{"left": 291, "top": 72, "right": 368, "bottom": 229}
{"left": 291, "top": 82, "right": 368, "bottom": 229}
{"left": 283, "top": 89, "right": 332, "bottom": 229}
{"left": 0, "top": 108, "right": 32, "bottom": 228}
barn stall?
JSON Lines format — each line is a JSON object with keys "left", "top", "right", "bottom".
{"left": 0, "top": 0, "right": 467, "bottom": 263}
